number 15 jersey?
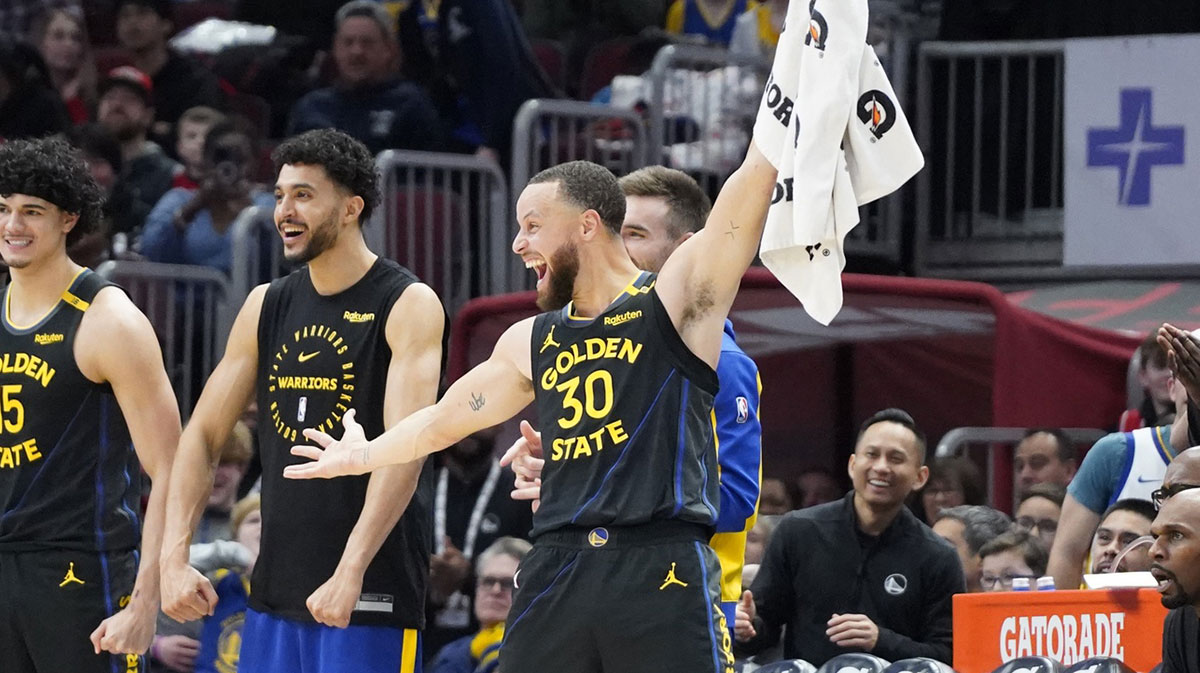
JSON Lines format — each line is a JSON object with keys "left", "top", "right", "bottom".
{"left": 529, "top": 272, "right": 720, "bottom": 537}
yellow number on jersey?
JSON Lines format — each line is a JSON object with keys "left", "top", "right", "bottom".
{"left": 1, "top": 384, "right": 23, "bottom": 434}
{"left": 555, "top": 370, "right": 614, "bottom": 429}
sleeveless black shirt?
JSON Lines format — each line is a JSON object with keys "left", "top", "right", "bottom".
{"left": 0, "top": 270, "right": 140, "bottom": 553}
{"left": 528, "top": 272, "right": 720, "bottom": 537}
{"left": 253, "top": 258, "right": 435, "bottom": 628}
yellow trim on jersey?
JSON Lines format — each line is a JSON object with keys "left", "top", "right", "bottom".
{"left": 756, "top": 3, "right": 781, "bottom": 47}
{"left": 1153, "top": 425, "right": 1175, "bottom": 463}
{"left": 400, "top": 628, "right": 418, "bottom": 673}
{"left": 696, "top": 0, "right": 746, "bottom": 32}
{"left": 565, "top": 271, "right": 650, "bottom": 322}
{"left": 666, "top": 0, "right": 685, "bottom": 34}
{"left": 5, "top": 268, "right": 88, "bottom": 330}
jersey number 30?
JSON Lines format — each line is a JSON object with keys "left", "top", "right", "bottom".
{"left": 555, "top": 370, "right": 614, "bottom": 429}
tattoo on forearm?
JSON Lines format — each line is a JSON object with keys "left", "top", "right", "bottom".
{"left": 725, "top": 220, "right": 740, "bottom": 239}
{"left": 354, "top": 445, "right": 370, "bottom": 468}
{"left": 469, "top": 392, "right": 486, "bottom": 412}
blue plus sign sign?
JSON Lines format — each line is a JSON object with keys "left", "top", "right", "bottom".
{"left": 1086, "top": 88, "right": 1185, "bottom": 207}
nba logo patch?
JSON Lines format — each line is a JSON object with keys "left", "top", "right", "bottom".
{"left": 297, "top": 396, "right": 308, "bottom": 423}
{"left": 735, "top": 397, "right": 749, "bottom": 424}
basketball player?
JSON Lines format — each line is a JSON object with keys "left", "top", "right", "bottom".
{"left": 159, "top": 129, "right": 444, "bottom": 673}
{"left": 285, "top": 140, "right": 778, "bottom": 672}
{"left": 0, "top": 137, "right": 181, "bottom": 672}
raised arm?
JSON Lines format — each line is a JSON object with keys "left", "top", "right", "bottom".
{"left": 285, "top": 316, "right": 536, "bottom": 479}
{"left": 76, "top": 288, "right": 182, "bottom": 655}
{"left": 655, "top": 142, "right": 778, "bottom": 366}
{"left": 305, "top": 283, "right": 444, "bottom": 628}
{"left": 160, "top": 286, "right": 265, "bottom": 622}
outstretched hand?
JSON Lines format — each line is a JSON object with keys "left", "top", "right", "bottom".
{"left": 1160, "top": 323, "right": 1200, "bottom": 403}
{"left": 284, "top": 409, "right": 372, "bottom": 480}
{"left": 499, "top": 420, "right": 544, "bottom": 512}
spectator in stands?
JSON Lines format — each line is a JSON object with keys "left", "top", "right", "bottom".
{"left": 759, "top": 477, "right": 798, "bottom": 515}
{"left": 115, "top": 0, "right": 227, "bottom": 141}
{"left": 729, "top": 0, "right": 787, "bottom": 60}
{"left": 140, "top": 121, "right": 273, "bottom": 274}
{"left": 66, "top": 122, "right": 146, "bottom": 250}
{"left": 1014, "top": 483, "right": 1065, "bottom": 551}
{"left": 744, "top": 516, "right": 778, "bottom": 565}
{"left": 978, "top": 530, "right": 1048, "bottom": 592}
{"left": 429, "top": 537, "right": 532, "bottom": 673}
{"left": 921, "top": 456, "right": 985, "bottom": 523}
{"left": 289, "top": 1, "right": 442, "bottom": 156}
{"left": 1014, "top": 428, "right": 1077, "bottom": 497}
{"left": 173, "top": 106, "right": 227, "bottom": 190}
{"left": 736, "top": 409, "right": 963, "bottom": 665}
{"left": 666, "top": 0, "right": 752, "bottom": 47}
{"left": 1090, "top": 499, "right": 1157, "bottom": 575}
{"left": 425, "top": 430, "right": 533, "bottom": 661}
{"left": 932, "top": 505, "right": 1013, "bottom": 593}
{"left": 235, "top": 0, "right": 347, "bottom": 67}
{"left": 0, "top": 42, "right": 72, "bottom": 141}
{"left": 796, "top": 467, "right": 842, "bottom": 509}
{"left": 397, "top": 0, "right": 552, "bottom": 165}
{"left": 1150, "top": 449, "right": 1200, "bottom": 673}
{"left": 97, "top": 65, "right": 180, "bottom": 234}
{"left": 32, "top": 5, "right": 95, "bottom": 124}
{"left": 1124, "top": 331, "right": 1178, "bottom": 430}
{"left": 1048, "top": 371, "right": 1191, "bottom": 590}
{"left": 193, "top": 493, "right": 261, "bottom": 673}
{"left": 0, "top": 0, "right": 64, "bottom": 40}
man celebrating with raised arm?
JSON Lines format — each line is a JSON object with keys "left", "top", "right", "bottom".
{"left": 285, "top": 144, "right": 777, "bottom": 673}
{"left": 159, "top": 129, "right": 444, "bottom": 673}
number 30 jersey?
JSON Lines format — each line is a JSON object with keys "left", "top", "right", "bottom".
{"left": 529, "top": 272, "right": 720, "bottom": 537}
{"left": 0, "top": 270, "right": 139, "bottom": 553}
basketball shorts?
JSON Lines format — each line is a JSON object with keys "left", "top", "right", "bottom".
{"left": 239, "top": 608, "right": 422, "bottom": 673}
{"left": 500, "top": 520, "right": 735, "bottom": 673}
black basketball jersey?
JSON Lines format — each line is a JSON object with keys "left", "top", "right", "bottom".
{"left": 529, "top": 271, "right": 720, "bottom": 537}
{"left": 253, "top": 258, "right": 435, "bottom": 629}
{"left": 0, "top": 270, "right": 140, "bottom": 553}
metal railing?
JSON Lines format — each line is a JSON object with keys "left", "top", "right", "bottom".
{"left": 96, "top": 260, "right": 232, "bottom": 421}
{"left": 934, "top": 426, "right": 1108, "bottom": 509}
{"left": 915, "top": 40, "right": 1067, "bottom": 276}
{"left": 229, "top": 205, "right": 290, "bottom": 306}
{"left": 371, "top": 150, "right": 512, "bottom": 314}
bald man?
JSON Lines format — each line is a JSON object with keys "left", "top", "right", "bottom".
{"left": 1149, "top": 485, "right": 1200, "bottom": 673}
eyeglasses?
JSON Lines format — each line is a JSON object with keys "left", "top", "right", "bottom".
{"left": 477, "top": 576, "right": 515, "bottom": 592}
{"left": 1152, "top": 483, "right": 1200, "bottom": 509}
{"left": 1015, "top": 517, "right": 1058, "bottom": 534}
{"left": 980, "top": 573, "right": 1037, "bottom": 590}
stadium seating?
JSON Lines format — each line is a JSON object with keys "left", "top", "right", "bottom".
{"left": 530, "top": 39, "right": 567, "bottom": 94}
{"left": 1061, "top": 658, "right": 1136, "bottom": 673}
{"left": 578, "top": 37, "right": 635, "bottom": 101}
{"left": 815, "top": 653, "right": 891, "bottom": 673}
{"left": 989, "top": 657, "right": 1063, "bottom": 673}
{"left": 881, "top": 658, "right": 958, "bottom": 673}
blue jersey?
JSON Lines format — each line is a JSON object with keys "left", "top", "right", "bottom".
{"left": 196, "top": 569, "right": 250, "bottom": 673}
{"left": 666, "top": 0, "right": 752, "bottom": 46}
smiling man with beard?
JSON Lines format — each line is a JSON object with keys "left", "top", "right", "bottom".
{"left": 159, "top": 129, "right": 445, "bottom": 673}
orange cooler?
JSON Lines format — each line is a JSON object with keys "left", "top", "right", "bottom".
{"left": 952, "top": 589, "right": 1167, "bottom": 673}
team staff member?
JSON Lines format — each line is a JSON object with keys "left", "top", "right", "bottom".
{"left": 283, "top": 139, "right": 780, "bottom": 671}
{"left": 501, "top": 165, "right": 763, "bottom": 629}
{"left": 734, "top": 410, "right": 963, "bottom": 666}
{"left": 1150, "top": 486, "right": 1200, "bottom": 673}
{"left": 0, "top": 137, "right": 181, "bottom": 672}
{"left": 160, "top": 129, "right": 444, "bottom": 673}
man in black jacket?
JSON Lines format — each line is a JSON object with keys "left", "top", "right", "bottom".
{"left": 1151, "top": 449, "right": 1200, "bottom": 673}
{"left": 735, "top": 409, "right": 964, "bottom": 665}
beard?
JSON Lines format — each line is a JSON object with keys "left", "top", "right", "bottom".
{"left": 536, "top": 242, "right": 579, "bottom": 312}
{"left": 284, "top": 207, "right": 340, "bottom": 264}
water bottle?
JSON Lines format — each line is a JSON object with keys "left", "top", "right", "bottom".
{"left": 1011, "top": 577, "right": 1032, "bottom": 591}
{"left": 1036, "top": 576, "right": 1056, "bottom": 591}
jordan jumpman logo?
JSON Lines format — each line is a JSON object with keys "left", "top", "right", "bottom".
{"left": 59, "top": 562, "right": 85, "bottom": 587}
{"left": 659, "top": 562, "right": 689, "bottom": 590}
{"left": 540, "top": 325, "right": 561, "bottom": 354}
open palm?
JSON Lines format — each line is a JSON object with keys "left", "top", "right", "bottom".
{"left": 284, "top": 409, "right": 372, "bottom": 479}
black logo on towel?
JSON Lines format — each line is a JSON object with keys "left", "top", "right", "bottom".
{"left": 857, "top": 90, "right": 897, "bottom": 140}
{"left": 805, "top": 0, "right": 828, "bottom": 51}
{"left": 805, "top": 243, "right": 822, "bottom": 261}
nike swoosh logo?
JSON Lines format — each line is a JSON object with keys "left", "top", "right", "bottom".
{"left": 1137, "top": 476, "right": 1161, "bottom": 483}
{"left": 298, "top": 351, "right": 320, "bottom": 363}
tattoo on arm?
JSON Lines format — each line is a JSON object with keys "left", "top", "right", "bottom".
{"left": 469, "top": 392, "right": 486, "bottom": 412}
{"left": 725, "top": 220, "right": 741, "bottom": 239}
{"left": 354, "top": 445, "right": 370, "bottom": 469}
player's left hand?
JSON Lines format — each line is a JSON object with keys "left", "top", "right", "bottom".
{"left": 90, "top": 592, "right": 157, "bottom": 655}
{"left": 306, "top": 568, "right": 363, "bottom": 629}
{"left": 285, "top": 409, "right": 372, "bottom": 480}
{"left": 826, "top": 613, "right": 879, "bottom": 651}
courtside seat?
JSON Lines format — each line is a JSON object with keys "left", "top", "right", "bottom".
{"left": 815, "top": 653, "right": 891, "bottom": 673}
{"left": 989, "top": 656, "right": 1063, "bottom": 673}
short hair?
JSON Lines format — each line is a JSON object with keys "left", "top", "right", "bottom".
{"left": 927, "top": 456, "right": 986, "bottom": 506}
{"left": 978, "top": 529, "right": 1049, "bottom": 577}
{"left": 272, "top": 129, "right": 380, "bottom": 224}
{"left": 856, "top": 408, "right": 927, "bottom": 464}
{"left": 475, "top": 536, "right": 532, "bottom": 575}
{"left": 1139, "top": 331, "right": 1168, "bottom": 370}
{"left": 618, "top": 166, "right": 712, "bottom": 238}
{"left": 202, "top": 120, "right": 256, "bottom": 163}
{"left": 335, "top": 0, "right": 396, "bottom": 41}
{"left": 0, "top": 137, "right": 104, "bottom": 248}
{"left": 1020, "top": 428, "right": 1075, "bottom": 463}
{"left": 219, "top": 421, "right": 254, "bottom": 465}
{"left": 67, "top": 123, "right": 123, "bottom": 174}
{"left": 528, "top": 161, "right": 625, "bottom": 235}
{"left": 1018, "top": 482, "right": 1066, "bottom": 509}
{"left": 937, "top": 505, "right": 1013, "bottom": 556}
{"left": 179, "top": 106, "right": 226, "bottom": 130}
{"left": 231, "top": 492, "right": 261, "bottom": 533}
{"left": 1101, "top": 498, "right": 1157, "bottom": 525}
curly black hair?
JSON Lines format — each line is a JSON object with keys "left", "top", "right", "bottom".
{"left": 0, "top": 137, "right": 104, "bottom": 247}
{"left": 272, "top": 129, "right": 379, "bottom": 224}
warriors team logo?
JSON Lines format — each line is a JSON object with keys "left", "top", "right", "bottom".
{"left": 805, "top": 0, "right": 828, "bottom": 51}
{"left": 857, "top": 90, "right": 897, "bottom": 140}
{"left": 215, "top": 613, "right": 245, "bottom": 673}
{"left": 884, "top": 573, "right": 908, "bottom": 595}
{"left": 587, "top": 527, "right": 609, "bottom": 547}
{"left": 266, "top": 324, "right": 355, "bottom": 442}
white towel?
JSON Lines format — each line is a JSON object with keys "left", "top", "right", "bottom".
{"left": 753, "top": 0, "right": 924, "bottom": 325}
